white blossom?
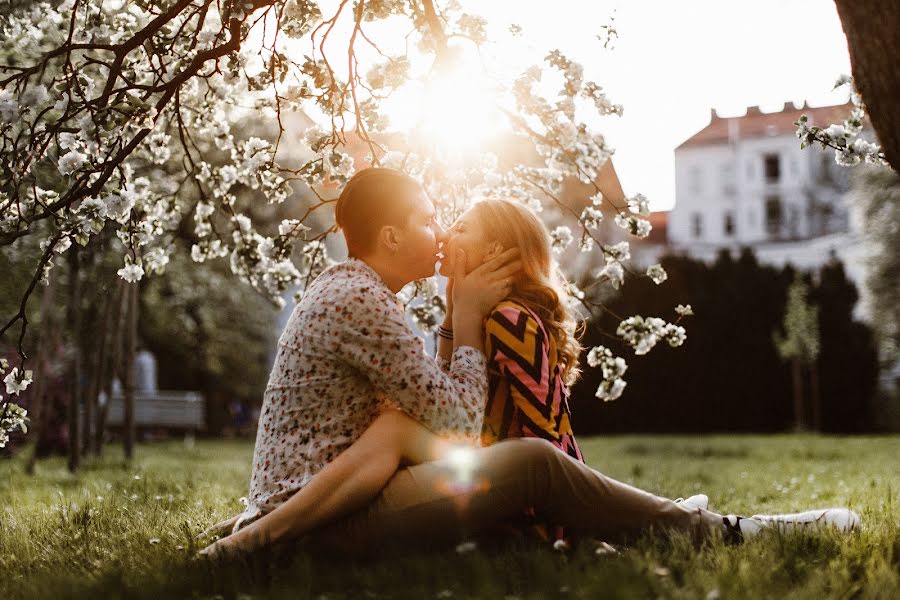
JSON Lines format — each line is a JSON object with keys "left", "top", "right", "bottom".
{"left": 581, "top": 206, "right": 603, "bottom": 229}
{"left": 615, "top": 213, "right": 652, "bottom": 239}
{"left": 550, "top": 225, "right": 573, "bottom": 254}
{"left": 598, "top": 260, "right": 624, "bottom": 289}
{"left": 587, "top": 345, "right": 628, "bottom": 402}
{"left": 4, "top": 367, "right": 33, "bottom": 395}
{"left": 0, "top": 89, "right": 18, "bottom": 121}
{"left": 603, "top": 241, "right": 630, "bottom": 262}
{"left": 663, "top": 323, "right": 687, "bottom": 348}
{"left": 278, "top": 219, "right": 310, "bottom": 237}
{"left": 646, "top": 264, "right": 667, "bottom": 285}
{"left": 144, "top": 246, "right": 171, "bottom": 275}
{"left": 617, "top": 315, "right": 667, "bottom": 355}
{"left": 20, "top": 84, "right": 49, "bottom": 109}
{"left": 58, "top": 149, "right": 87, "bottom": 175}
{"left": 675, "top": 304, "right": 694, "bottom": 316}
{"left": 0, "top": 402, "right": 28, "bottom": 448}
{"left": 626, "top": 193, "right": 650, "bottom": 216}
{"left": 117, "top": 262, "right": 144, "bottom": 283}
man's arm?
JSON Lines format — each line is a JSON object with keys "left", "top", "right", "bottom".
{"left": 333, "top": 282, "right": 488, "bottom": 442}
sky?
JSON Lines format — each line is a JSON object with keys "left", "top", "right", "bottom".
{"left": 454, "top": 0, "right": 854, "bottom": 211}
{"left": 306, "top": 1, "right": 853, "bottom": 212}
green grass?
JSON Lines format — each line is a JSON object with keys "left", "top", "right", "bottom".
{"left": 1, "top": 435, "right": 898, "bottom": 599}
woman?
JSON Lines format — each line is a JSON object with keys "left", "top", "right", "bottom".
{"left": 200, "top": 199, "right": 858, "bottom": 556}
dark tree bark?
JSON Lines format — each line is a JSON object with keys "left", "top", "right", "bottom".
{"left": 25, "top": 274, "right": 56, "bottom": 475}
{"left": 791, "top": 358, "right": 806, "bottom": 430}
{"left": 835, "top": 0, "right": 900, "bottom": 173}
{"left": 809, "top": 360, "right": 822, "bottom": 431}
{"left": 66, "top": 250, "right": 82, "bottom": 473}
{"left": 83, "top": 287, "right": 112, "bottom": 456}
{"left": 97, "top": 280, "right": 126, "bottom": 457}
{"left": 123, "top": 282, "right": 137, "bottom": 460}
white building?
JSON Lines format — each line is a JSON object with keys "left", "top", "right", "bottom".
{"left": 669, "top": 102, "right": 861, "bottom": 277}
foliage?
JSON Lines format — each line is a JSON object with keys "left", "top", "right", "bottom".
{"left": 0, "top": 435, "right": 897, "bottom": 599}
{"left": 0, "top": 0, "right": 673, "bottom": 444}
{"left": 140, "top": 245, "right": 277, "bottom": 401}
{"left": 572, "top": 250, "right": 881, "bottom": 433}
{"left": 849, "top": 166, "right": 900, "bottom": 364}
{"left": 775, "top": 276, "right": 820, "bottom": 364}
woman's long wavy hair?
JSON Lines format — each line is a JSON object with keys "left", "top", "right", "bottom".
{"left": 471, "top": 199, "right": 583, "bottom": 386}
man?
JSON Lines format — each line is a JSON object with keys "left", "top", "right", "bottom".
{"left": 201, "top": 168, "right": 859, "bottom": 557}
{"left": 200, "top": 167, "right": 519, "bottom": 542}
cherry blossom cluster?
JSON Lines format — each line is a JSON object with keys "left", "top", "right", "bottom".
{"left": 0, "top": 0, "right": 694, "bottom": 442}
{"left": 0, "top": 358, "right": 31, "bottom": 448}
{"left": 795, "top": 76, "right": 886, "bottom": 167}
{"left": 586, "top": 345, "right": 627, "bottom": 402}
{"left": 616, "top": 316, "right": 687, "bottom": 356}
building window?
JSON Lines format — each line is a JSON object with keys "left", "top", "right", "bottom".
{"left": 747, "top": 159, "right": 755, "bottom": 180}
{"left": 690, "top": 166, "right": 702, "bottom": 193}
{"left": 724, "top": 211, "right": 735, "bottom": 236}
{"left": 765, "top": 195, "right": 782, "bottom": 236}
{"left": 691, "top": 213, "right": 703, "bottom": 238}
{"left": 722, "top": 162, "right": 736, "bottom": 196}
{"left": 818, "top": 151, "right": 834, "bottom": 184}
{"left": 764, "top": 154, "right": 780, "bottom": 183}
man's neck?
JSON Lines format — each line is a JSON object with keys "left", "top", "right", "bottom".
{"left": 354, "top": 255, "right": 407, "bottom": 294}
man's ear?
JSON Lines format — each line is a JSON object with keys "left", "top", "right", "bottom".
{"left": 380, "top": 225, "right": 401, "bottom": 254}
{"left": 483, "top": 241, "right": 504, "bottom": 262}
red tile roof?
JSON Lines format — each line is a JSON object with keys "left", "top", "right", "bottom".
{"left": 643, "top": 210, "right": 668, "bottom": 245}
{"left": 676, "top": 102, "right": 854, "bottom": 150}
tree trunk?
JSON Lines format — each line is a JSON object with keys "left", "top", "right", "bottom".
{"left": 809, "top": 359, "right": 822, "bottom": 431}
{"left": 834, "top": 0, "right": 900, "bottom": 173}
{"left": 66, "top": 250, "right": 82, "bottom": 473}
{"left": 97, "top": 280, "right": 126, "bottom": 457}
{"left": 83, "top": 288, "right": 113, "bottom": 456}
{"left": 25, "top": 274, "right": 56, "bottom": 475}
{"left": 123, "top": 282, "right": 138, "bottom": 460}
{"left": 792, "top": 358, "right": 806, "bottom": 430}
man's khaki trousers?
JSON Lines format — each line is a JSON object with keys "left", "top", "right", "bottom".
{"left": 310, "top": 437, "right": 723, "bottom": 555}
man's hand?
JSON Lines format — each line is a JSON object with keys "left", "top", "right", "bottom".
{"left": 452, "top": 248, "right": 522, "bottom": 319}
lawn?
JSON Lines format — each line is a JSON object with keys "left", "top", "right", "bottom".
{"left": 1, "top": 435, "right": 898, "bottom": 599}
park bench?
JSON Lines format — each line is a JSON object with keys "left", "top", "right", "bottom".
{"left": 104, "top": 391, "right": 205, "bottom": 433}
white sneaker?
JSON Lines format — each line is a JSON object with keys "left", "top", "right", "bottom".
{"left": 723, "top": 508, "right": 861, "bottom": 542}
{"left": 675, "top": 494, "right": 709, "bottom": 511}
{"left": 750, "top": 508, "right": 861, "bottom": 534}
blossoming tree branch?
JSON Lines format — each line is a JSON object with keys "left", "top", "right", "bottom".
{"left": 0, "top": 0, "right": 786, "bottom": 447}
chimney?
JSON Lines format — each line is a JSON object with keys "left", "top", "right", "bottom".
{"left": 710, "top": 108, "right": 718, "bottom": 121}
{"left": 783, "top": 101, "right": 793, "bottom": 112}
{"left": 746, "top": 105, "right": 761, "bottom": 116}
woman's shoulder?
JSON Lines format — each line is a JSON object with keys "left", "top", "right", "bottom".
{"left": 485, "top": 300, "right": 543, "bottom": 335}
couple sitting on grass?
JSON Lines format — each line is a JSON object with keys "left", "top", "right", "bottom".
{"left": 200, "top": 167, "right": 859, "bottom": 558}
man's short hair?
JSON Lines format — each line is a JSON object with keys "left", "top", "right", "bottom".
{"left": 335, "top": 168, "right": 422, "bottom": 257}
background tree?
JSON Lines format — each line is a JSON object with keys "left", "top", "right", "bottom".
{"left": 833, "top": 0, "right": 900, "bottom": 173}
{"left": 571, "top": 250, "right": 881, "bottom": 434}
{"left": 847, "top": 166, "right": 900, "bottom": 430}
{"left": 0, "top": 0, "right": 675, "bottom": 449}
{"left": 774, "top": 275, "right": 821, "bottom": 430}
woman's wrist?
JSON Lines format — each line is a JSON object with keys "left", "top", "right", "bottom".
{"left": 452, "top": 311, "right": 483, "bottom": 351}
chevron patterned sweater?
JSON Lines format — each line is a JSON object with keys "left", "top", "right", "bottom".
{"left": 481, "top": 300, "right": 584, "bottom": 462}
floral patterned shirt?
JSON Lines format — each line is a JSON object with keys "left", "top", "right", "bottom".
{"left": 236, "top": 258, "right": 488, "bottom": 530}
